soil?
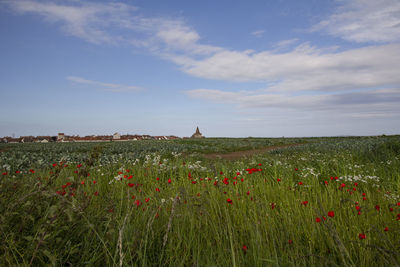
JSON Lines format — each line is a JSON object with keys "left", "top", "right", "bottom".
{"left": 202, "top": 143, "right": 303, "bottom": 160}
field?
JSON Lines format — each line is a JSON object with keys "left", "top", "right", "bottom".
{"left": 1, "top": 136, "right": 399, "bottom": 266}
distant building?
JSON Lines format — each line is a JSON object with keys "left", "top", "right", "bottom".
{"left": 113, "top": 132, "right": 121, "bottom": 140}
{"left": 191, "top": 127, "right": 205, "bottom": 138}
{"left": 57, "top": 133, "right": 65, "bottom": 141}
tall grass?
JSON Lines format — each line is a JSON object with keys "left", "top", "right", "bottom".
{"left": 0, "top": 136, "right": 399, "bottom": 266}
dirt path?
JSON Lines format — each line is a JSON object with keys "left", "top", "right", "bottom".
{"left": 202, "top": 143, "right": 304, "bottom": 160}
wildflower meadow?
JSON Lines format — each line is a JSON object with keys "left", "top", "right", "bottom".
{"left": 0, "top": 136, "right": 399, "bottom": 266}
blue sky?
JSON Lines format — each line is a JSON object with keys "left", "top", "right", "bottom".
{"left": 1, "top": 0, "right": 399, "bottom": 137}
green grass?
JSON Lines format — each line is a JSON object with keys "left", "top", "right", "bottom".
{"left": 0, "top": 136, "right": 399, "bottom": 266}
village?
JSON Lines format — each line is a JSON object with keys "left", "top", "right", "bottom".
{"left": 0, "top": 127, "right": 205, "bottom": 143}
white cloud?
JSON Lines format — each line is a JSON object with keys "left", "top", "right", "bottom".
{"left": 67, "top": 76, "right": 144, "bottom": 92}
{"left": 5, "top": 0, "right": 400, "bottom": 108}
{"left": 3, "top": 0, "right": 137, "bottom": 44}
{"left": 251, "top": 30, "right": 264, "bottom": 38}
{"left": 312, "top": 0, "right": 400, "bottom": 43}
{"left": 180, "top": 44, "right": 400, "bottom": 94}
{"left": 185, "top": 88, "right": 400, "bottom": 117}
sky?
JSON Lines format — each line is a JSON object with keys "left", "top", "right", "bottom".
{"left": 0, "top": 0, "right": 399, "bottom": 137}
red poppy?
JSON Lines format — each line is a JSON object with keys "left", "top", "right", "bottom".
{"left": 220, "top": 171, "right": 223, "bottom": 175}
{"left": 298, "top": 181, "right": 303, "bottom": 185}
{"left": 354, "top": 183, "right": 358, "bottom": 186}
{"left": 277, "top": 178, "right": 281, "bottom": 182}
{"left": 80, "top": 181, "right": 85, "bottom": 185}
{"left": 128, "top": 183, "right": 135, "bottom": 187}
{"left": 94, "top": 191, "right": 99, "bottom": 196}
{"left": 316, "top": 217, "right": 321, "bottom": 223}
{"left": 397, "top": 202, "right": 400, "bottom": 206}
{"left": 363, "top": 197, "right": 367, "bottom": 201}
{"left": 214, "top": 181, "right": 218, "bottom": 186}
{"left": 302, "top": 201, "right": 309, "bottom": 206}
{"left": 155, "top": 188, "right": 160, "bottom": 192}
{"left": 328, "top": 211, "right": 335, "bottom": 218}
{"left": 242, "top": 245, "right": 248, "bottom": 254}
{"left": 384, "top": 227, "right": 389, "bottom": 232}
{"left": 340, "top": 183, "right": 346, "bottom": 188}
{"left": 324, "top": 181, "right": 328, "bottom": 185}
{"left": 295, "top": 168, "right": 298, "bottom": 171}
{"left": 375, "top": 205, "right": 380, "bottom": 211}
{"left": 145, "top": 198, "right": 150, "bottom": 203}
{"left": 29, "top": 169, "right": 35, "bottom": 174}
{"left": 135, "top": 200, "right": 142, "bottom": 207}
{"left": 15, "top": 170, "right": 21, "bottom": 174}
{"left": 271, "top": 203, "right": 276, "bottom": 209}
{"left": 77, "top": 164, "right": 82, "bottom": 168}
{"left": 362, "top": 193, "right": 366, "bottom": 196}
{"left": 288, "top": 239, "right": 293, "bottom": 244}
{"left": 93, "top": 180, "right": 96, "bottom": 184}
{"left": 156, "top": 177, "right": 160, "bottom": 181}
{"left": 168, "top": 178, "right": 172, "bottom": 184}
{"left": 355, "top": 206, "right": 361, "bottom": 211}
{"left": 2, "top": 172, "right": 7, "bottom": 175}
{"left": 227, "top": 198, "right": 233, "bottom": 204}
{"left": 258, "top": 163, "right": 262, "bottom": 166}
{"left": 358, "top": 233, "right": 366, "bottom": 240}
{"left": 192, "top": 181, "right": 197, "bottom": 184}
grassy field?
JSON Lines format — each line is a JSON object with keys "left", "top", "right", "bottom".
{"left": 0, "top": 136, "right": 399, "bottom": 266}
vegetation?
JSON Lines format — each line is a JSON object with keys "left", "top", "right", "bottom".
{"left": 0, "top": 136, "right": 399, "bottom": 266}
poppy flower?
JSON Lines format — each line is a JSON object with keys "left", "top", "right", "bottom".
{"left": 288, "top": 239, "right": 293, "bottom": 244}
{"left": 302, "top": 201, "right": 309, "bottom": 206}
{"left": 277, "top": 178, "right": 281, "bottom": 182}
{"left": 298, "top": 181, "right": 303, "bottom": 185}
{"left": 168, "top": 178, "right": 171, "bottom": 184}
{"left": 80, "top": 181, "right": 85, "bottom": 185}
{"left": 155, "top": 188, "right": 160, "bottom": 192}
{"left": 15, "top": 170, "right": 21, "bottom": 174}
{"left": 2, "top": 172, "right": 7, "bottom": 175}
{"left": 328, "top": 211, "right": 335, "bottom": 218}
{"left": 93, "top": 180, "right": 96, "bottom": 184}
{"left": 156, "top": 177, "right": 160, "bottom": 181}
{"left": 192, "top": 181, "right": 197, "bottom": 184}
{"left": 128, "top": 183, "right": 135, "bottom": 187}
{"left": 94, "top": 191, "right": 99, "bottom": 196}
{"left": 358, "top": 233, "right": 366, "bottom": 240}
{"left": 145, "top": 198, "right": 150, "bottom": 203}
{"left": 375, "top": 205, "right": 380, "bottom": 211}
{"left": 271, "top": 203, "right": 276, "bottom": 209}
{"left": 362, "top": 193, "right": 366, "bottom": 196}
{"left": 242, "top": 245, "right": 248, "bottom": 254}
{"left": 227, "top": 198, "right": 233, "bottom": 204}
{"left": 77, "top": 164, "right": 82, "bottom": 168}
{"left": 258, "top": 163, "right": 262, "bottom": 166}
{"left": 324, "top": 181, "right": 328, "bottom": 185}
{"left": 295, "top": 168, "right": 298, "bottom": 171}
{"left": 355, "top": 206, "right": 361, "bottom": 211}
{"left": 384, "top": 227, "right": 389, "bottom": 232}
{"left": 316, "top": 217, "right": 321, "bottom": 223}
